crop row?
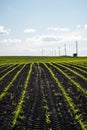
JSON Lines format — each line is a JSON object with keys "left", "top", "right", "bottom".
{"left": 0, "top": 62, "right": 87, "bottom": 130}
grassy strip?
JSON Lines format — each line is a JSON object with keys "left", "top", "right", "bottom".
{"left": 67, "top": 63, "right": 87, "bottom": 69}
{"left": 12, "top": 63, "right": 33, "bottom": 127}
{"left": 0, "top": 64, "right": 26, "bottom": 100}
{"left": 57, "top": 63, "right": 87, "bottom": 81}
{"left": 51, "top": 63, "right": 87, "bottom": 95}
{"left": 43, "top": 63, "right": 87, "bottom": 130}
{"left": 0, "top": 64, "right": 16, "bottom": 74}
{"left": 61, "top": 63, "right": 87, "bottom": 75}
{"left": 0, "top": 64, "right": 20, "bottom": 81}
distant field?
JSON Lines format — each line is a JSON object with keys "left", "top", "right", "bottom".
{"left": 0, "top": 56, "right": 87, "bottom": 64}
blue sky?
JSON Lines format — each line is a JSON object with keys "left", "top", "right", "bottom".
{"left": 0, "top": 0, "right": 87, "bottom": 56}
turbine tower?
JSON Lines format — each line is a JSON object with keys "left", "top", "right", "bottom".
{"left": 65, "top": 44, "right": 67, "bottom": 56}
{"left": 76, "top": 40, "right": 78, "bottom": 56}
{"left": 59, "top": 47, "right": 60, "bottom": 56}
{"left": 42, "top": 48, "right": 43, "bottom": 56}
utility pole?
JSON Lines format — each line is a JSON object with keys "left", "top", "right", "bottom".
{"left": 59, "top": 46, "right": 60, "bottom": 56}
{"left": 76, "top": 40, "right": 78, "bottom": 56}
{"left": 51, "top": 48, "right": 53, "bottom": 56}
{"left": 65, "top": 44, "right": 67, "bottom": 56}
{"left": 42, "top": 48, "right": 43, "bottom": 56}
{"left": 55, "top": 48, "right": 56, "bottom": 56}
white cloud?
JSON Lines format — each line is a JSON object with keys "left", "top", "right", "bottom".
{"left": 47, "top": 24, "right": 87, "bottom": 43}
{"left": 42, "top": 35, "right": 62, "bottom": 42}
{"left": 83, "top": 38, "right": 87, "bottom": 41}
{"left": 26, "top": 35, "right": 42, "bottom": 42}
{"left": 76, "top": 25, "right": 82, "bottom": 29}
{"left": 42, "top": 37, "right": 58, "bottom": 42}
{"left": 84, "top": 24, "right": 87, "bottom": 29}
{"left": 76, "top": 24, "right": 87, "bottom": 30}
{"left": 48, "top": 26, "right": 69, "bottom": 32}
{"left": 25, "top": 35, "right": 62, "bottom": 43}
{"left": 1, "top": 24, "right": 87, "bottom": 56}
{"left": 0, "top": 38, "right": 21, "bottom": 43}
{"left": 24, "top": 28, "right": 36, "bottom": 33}
{"left": 0, "top": 26, "right": 9, "bottom": 34}
{"left": 61, "top": 30, "right": 83, "bottom": 42}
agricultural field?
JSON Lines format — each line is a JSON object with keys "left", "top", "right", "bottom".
{"left": 0, "top": 56, "right": 87, "bottom": 130}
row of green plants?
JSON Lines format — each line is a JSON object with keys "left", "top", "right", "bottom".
{"left": 0, "top": 64, "right": 6, "bottom": 69}
{"left": 74, "top": 62, "right": 87, "bottom": 67}
{"left": 0, "top": 64, "right": 16, "bottom": 75}
{"left": 0, "top": 62, "right": 87, "bottom": 129}
{"left": 0, "top": 64, "right": 26, "bottom": 100}
{"left": 38, "top": 64, "right": 52, "bottom": 129}
{"left": 39, "top": 63, "right": 71, "bottom": 129}
{"left": 0, "top": 64, "right": 20, "bottom": 81}
{"left": 43, "top": 63, "right": 87, "bottom": 130}
{"left": 60, "top": 63, "right": 87, "bottom": 76}
{"left": 52, "top": 63, "right": 87, "bottom": 95}
{"left": 12, "top": 63, "right": 33, "bottom": 127}
{"left": 57, "top": 63, "right": 87, "bottom": 81}
{"left": 64, "top": 62, "right": 87, "bottom": 72}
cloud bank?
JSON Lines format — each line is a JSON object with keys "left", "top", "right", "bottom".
{"left": 0, "top": 26, "right": 9, "bottom": 34}
{"left": 24, "top": 28, "right": 36, "bottom": 33}
{"left": 0, "top": 24, "right": 87, "bottom": 56}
